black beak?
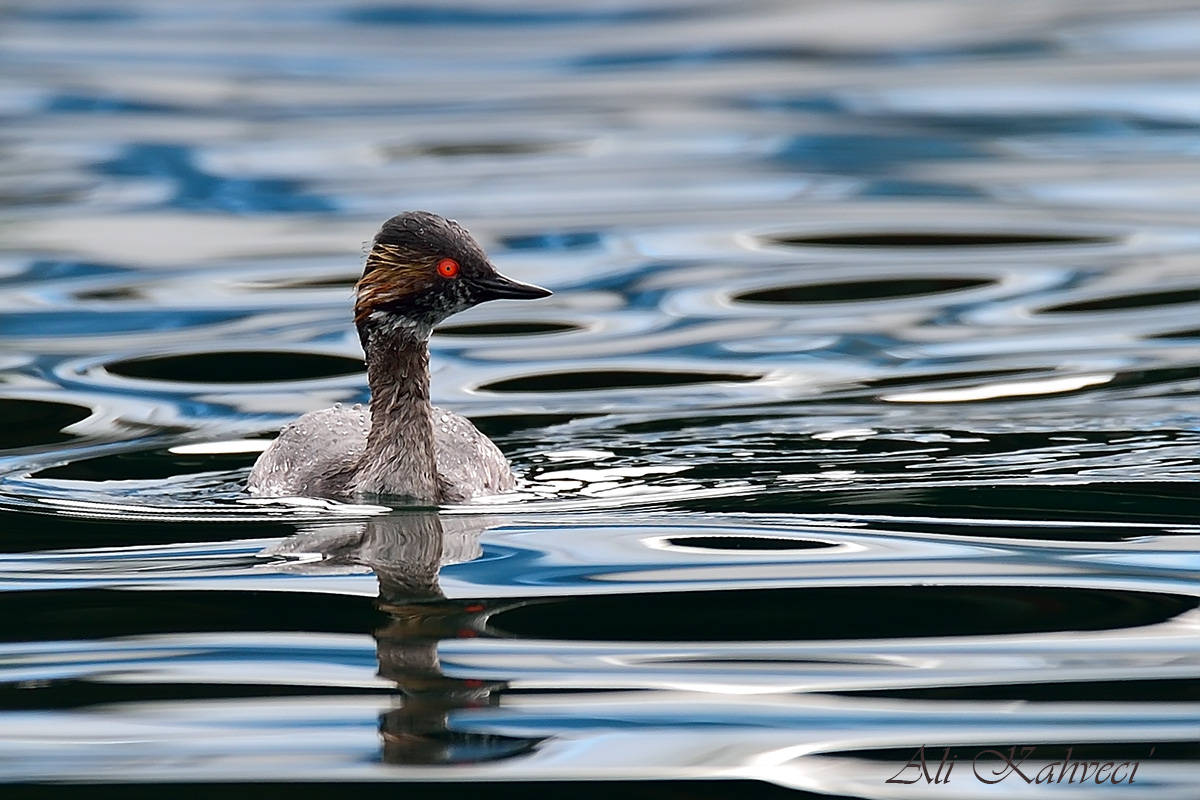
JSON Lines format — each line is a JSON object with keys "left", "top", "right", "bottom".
{"left": 473, "top": 270, "right": 552, "bottom": 301}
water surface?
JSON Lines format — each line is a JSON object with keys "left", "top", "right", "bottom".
{"left": 0, "top": 1, "right": 1198, "bottom": 797}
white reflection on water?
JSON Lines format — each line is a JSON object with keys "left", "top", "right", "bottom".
{"left": 883, "top": 373, "right": 1115, "bottom": 403}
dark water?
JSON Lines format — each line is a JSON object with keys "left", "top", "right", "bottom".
{"left": 1, "top": 1, "right": 1198, "bottom": 796}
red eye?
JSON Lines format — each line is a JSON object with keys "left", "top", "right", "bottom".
{"left": 437, "top": 258, "right": 460, "bottom": 278}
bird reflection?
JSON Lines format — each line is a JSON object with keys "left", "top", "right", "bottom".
{"left": 268, "top": 510, "right": 542, "bottom": 765}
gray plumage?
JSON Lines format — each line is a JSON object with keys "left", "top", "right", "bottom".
{"left": 247, "top": 403, "right": 515, "bottom": 503}
{"left": 246, "top": 211, "right": 550, "bottom": 504}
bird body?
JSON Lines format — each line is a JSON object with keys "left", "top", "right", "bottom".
{"left": 246, "top": 403, "right": 514, "bottom": 503}
{"left": 248, "top": 211, "right": 550, "bottom": 504}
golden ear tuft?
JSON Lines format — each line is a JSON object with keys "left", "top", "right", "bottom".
{"left": 353, "top": 243, "right": 437, "bottom": 325}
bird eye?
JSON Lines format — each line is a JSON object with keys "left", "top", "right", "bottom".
{"left": 437, "top": 258, "right": 460, "bottom": 278}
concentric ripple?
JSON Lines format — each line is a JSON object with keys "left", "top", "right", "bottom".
{"left": 105, "top": 350, "right": 364, "bottom": 384}
{"left": 765, "top": 231, "right": 1118, "bottom": 248}
{"left": 0, "top": 399, "right": 91, "bottom": 449}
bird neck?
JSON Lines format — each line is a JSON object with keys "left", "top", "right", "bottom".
{"left": 354, "top": 315, "right": 441, "bottom": 503}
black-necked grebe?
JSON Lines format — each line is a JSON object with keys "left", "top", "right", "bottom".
{"left": 248, "top": 211, "right": 551, "bottom": 503}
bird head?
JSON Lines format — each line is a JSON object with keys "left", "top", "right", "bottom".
{"left": 354, "top": 211, "right": 550, "bottom": 338}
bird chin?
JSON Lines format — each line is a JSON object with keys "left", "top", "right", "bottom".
{"left": 366, "top": 310, "right": 435, "bottom": 341}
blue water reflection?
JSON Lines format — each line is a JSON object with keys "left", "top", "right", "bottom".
{"left": 0, "top": 0, "right": 1197, "bottom": 796}
{"left": 101, "top": 144, "right": 334, "bottom": 213}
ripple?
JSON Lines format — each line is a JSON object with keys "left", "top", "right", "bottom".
{"left": 0, "top": 588, "right": 376, "bottom": 640}
{"left": 72, "top": 286, "right": 144, "bottom": 301}
{"left": 481, "top": 369, "right": 760, "bottom": 393}
{"left": 882, "top": 373, "right": 1114, "bottom": 403}
{"left": 663, "top": 536, "right": 835, "bottom": 552}
{"left": 866, "top": 367, "right": 1040, "bottom": 391}
{"left": 488, "top": 586, "right": 1196, "bottom": 642}
{"left": 774, "top": 483, "right": 1200, "bottom": 527}
{"left": 436, "top": 321, "right": 584, "bottom": 337}
{"left": 502, "top": 231, "right": 605, "bottom": 251}
{"left": 775, "top": 134, "right": 982, "bottom": 171}
{"left": 764, "top": 231, "right": 1117, "bottom": 248}
{"left": 1149, "top": 326, "right": 1200, "bottom": 340}
{"left": 99, "top": 143, "right": 333, "bottom": 215}
{"left": 35, "top": 446, "right": 261, "bottom": 482}
{"left": 735, "top": 277, "right": 993, "bottom": 304}
{"left": 16, "top": 8, "right": 133, "bottom": 23}
{"left": 401, "top": 140, "right": 571, "bottom": 158}
{"left": 341, "top": 6, "right": 679, "bottom": 26}
{"left": 105, "top": 351, "right": 362, "bottom": 384}
{"left": 838, "top": 677, "right": 1200, "bottom": 702}
{"left": 45, "top": 92, "right": 173, "bottom": 115}
{"left": 1041, "top": 287, "right": 1200, "bottom": 314}
{"left": 0, "top": 398, "right": 91, "bottom": 449}
{"left": 0, "top": 310, "right": 249, "bottom": 338}
{"left": 245, "top": 275, "right": 357, "bottom": 291}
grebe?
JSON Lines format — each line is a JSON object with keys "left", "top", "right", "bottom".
{"left": 248, "top": 211, "right": 550, "bottom": 503}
